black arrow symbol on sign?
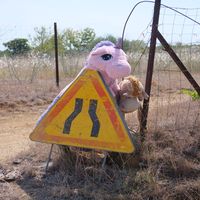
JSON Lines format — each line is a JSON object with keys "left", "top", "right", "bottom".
{"left": 88, "top": 99, "right": 100, "bottom": 137}
{"left": 63, "top": 98, "right": 100, "bottom": 137}
{"left": 63, "top": 98, "right": 83, "bottom": 134}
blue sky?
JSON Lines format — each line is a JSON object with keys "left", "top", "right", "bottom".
{"left": 0, "top": 0, "right": 200, "bottom": 50}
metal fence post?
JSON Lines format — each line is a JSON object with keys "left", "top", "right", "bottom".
{"left": 54, "top": 22, "right": 59, "bottom": 88}
{"left": 140, "top": 0, "right": 161, "bottom": 140}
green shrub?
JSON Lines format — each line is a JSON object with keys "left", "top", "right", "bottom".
{"left": 181, "top": 88, "right": 200, "bottom": 100}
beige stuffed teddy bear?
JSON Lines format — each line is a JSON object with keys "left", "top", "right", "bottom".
{"left": 118, "top": 76, "right": 149, "bottom": 113}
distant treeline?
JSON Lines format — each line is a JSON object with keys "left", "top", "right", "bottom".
{"left": 0, "top": 27, "right": 147, "bottom": 56}
{"left": 1, "top": 26, "right": 198, "bottom": 57}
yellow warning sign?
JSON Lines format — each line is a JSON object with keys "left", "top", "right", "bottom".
{"left": 30, "top": 69, "right": 136, "bottom": 153}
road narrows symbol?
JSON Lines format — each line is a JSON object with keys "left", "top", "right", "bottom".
{"left": 63, "top": 98, "right": 100, "bottom": 136}
{"left": 88, "top": 99, "right": 100, "bottom": 137}
{"left": 63, "top": 98, "right": 83, "bottom": 134}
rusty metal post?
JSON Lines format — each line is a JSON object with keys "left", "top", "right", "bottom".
{"left": 54, "top": 22, "right": 59, "bottom": 87}
{"left": 140, "top": 0, "right": 161, "bottom": 140}
{"left": 157, "top": 30, "right": 200, "bottom": 96}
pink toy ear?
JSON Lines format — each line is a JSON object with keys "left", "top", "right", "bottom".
{"left": 91, "top": 47, "right": 107, "bottom": 56}
{"left": 115, "top": 38, "right": 123, "bottom": 49}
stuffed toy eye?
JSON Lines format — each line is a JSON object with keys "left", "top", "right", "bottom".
{"left": 101, "top": 54, "right": 112, "bottom": 61}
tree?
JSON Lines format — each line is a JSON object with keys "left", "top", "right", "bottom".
{"left": 3, "top": 38, "right": 31, "bottom": 55}
{"left": 79, "top": 28, "right": 96, "bottom": 51}
{"left": 31, "top": 26, "right": 65, "bottom": 55}
{"left": 62, "top": 28, "right": 80, "bottom": 52}
{"left": 31, "top": 26, "right": 52, "bottom": 53}
{"left": 62, "top": 28, "right": 96, "bottom": 53}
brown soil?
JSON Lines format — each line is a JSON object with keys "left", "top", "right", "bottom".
{"left": 0, "top": 106, "right": 46, "bottom": 163}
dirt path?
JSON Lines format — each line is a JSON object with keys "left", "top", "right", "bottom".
{"left": 0, "top": 106, "right": 46, "bottom": 163}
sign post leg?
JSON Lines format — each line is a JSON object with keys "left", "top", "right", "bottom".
{"left": 101, "top": 151, "right": 108, "bottom": 168}
{"left": 45, "top": 144, "right": 54, "bottom": 173}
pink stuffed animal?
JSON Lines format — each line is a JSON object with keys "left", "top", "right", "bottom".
{"left": 84, "top": 41, "right": 131, "bottom": 96}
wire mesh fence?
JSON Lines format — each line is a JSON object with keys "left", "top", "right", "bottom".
{"left": 126, "top": 6, "right": 200, "bottom": 133}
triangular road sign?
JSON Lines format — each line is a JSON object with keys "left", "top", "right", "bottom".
{"left": 30, "top": 69, "right": 136, "bottom": 153}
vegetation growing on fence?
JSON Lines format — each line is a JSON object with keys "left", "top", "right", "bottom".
{"left": 181, "top": 88, "right": 200, "bottom": 100}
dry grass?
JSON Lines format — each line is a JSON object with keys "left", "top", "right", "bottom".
{"left": 1, "top": 123, "right": 199, "bottom": 200}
